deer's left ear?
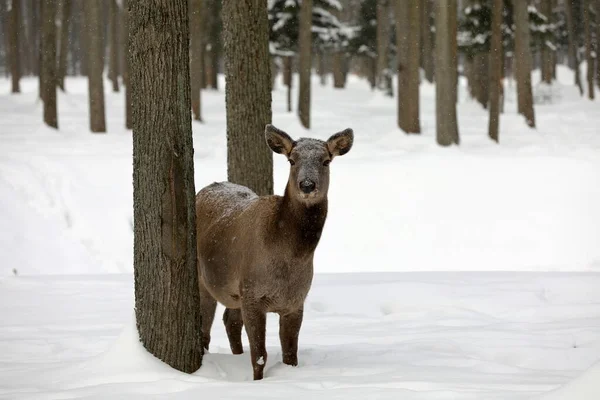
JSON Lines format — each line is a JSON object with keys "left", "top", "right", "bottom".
{"left": 327, "top": 128, "right": 354, "bottom": 158}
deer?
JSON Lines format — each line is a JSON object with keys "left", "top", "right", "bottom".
{"left": 195, "top": 124, "right": 353, "bottom": 380}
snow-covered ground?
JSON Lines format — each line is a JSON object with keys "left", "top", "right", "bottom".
{"left": 0, "top": 65, "right": 599, "bottom": 398}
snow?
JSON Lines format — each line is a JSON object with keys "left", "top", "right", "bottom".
{"left": 0, "top": 65, "right": 599, "bottom": 398}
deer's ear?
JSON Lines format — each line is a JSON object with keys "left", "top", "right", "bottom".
{"left": 327, "top": 128, "right": 354, "bottom": 158}
{"left": 265, "top": 124, "right": 294, "bottom": 155}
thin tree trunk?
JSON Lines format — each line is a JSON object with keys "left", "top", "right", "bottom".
{"left": 376, "top": 0, "right": 390, "bottom": 89}
{"left": 488, "top": 0, "right": 503, "bottom": 142}
{"left": 57, "top": 0, "right": 72, "bottom": 91}
{"left": 435, "top": 0, "right": 459, "bottom": 146}
{"left": 332, "top": 52, "right": 345, "bottom": 88}
{"left": 28, "top": 0, "right": 39, "bottom": 76}
{"left": 109, "top": 0, "right": 120, "bottom": 92}
{"left": 79, "top": 1, "right": 87, "bottom": 76}
{"left": 450, "top": 2, "right": 458, "bottom": 104}
{"left": 421, "top": 0, "right": 434, "bottom": 83}
{"left": 204, "top": 0, "right": 220, "bottom": 90}
{"left": 8, "top": 0, "right": 21, "bottom": 93}
{"left": 317, "top": 52, "right": 327, "bottom": 86}
{"left": 565, "top": 0, "right": 584, "bottom": 95}
{"left": 42, "top": 0, "right": 58, "bottom": 128}
{"left": 396, "top": 0, "right": 420, "bottom": 133}
{"left": 190, "top": 0, "right": 204, "bottom": 121}
{"left": 473, "top": 52, "right": 489, "bottom": 107}
{"left": 298, "top": 0, "right": 312, "bottom": 129}
{"left": 86, "top": 0, "right": 106, "bottom": 133}
{"left": 123, "top": 0, "right": 132, "bottom": 129}
{"left": 18, "top": 0, "right": 29, "bottom": 76}
{"left": 129, "top": 0, "right": 203, "bottom": 374}
{"left": 583, "top": 0, "right": 594, "bottom": 99}
{"left": 597, "top": 0, "right": 600, "bottom": 88}
{"left": 223, "top": 0, "right": 273, "bottom": 195}
{"left": 513, "top": 0, "right": 536, "bottom": 127}
{"left": 283, "top": 56, "right": 293, "bottom": 112}
{"left": 38, "top": 1, "right": 44, "bottom": 99}
{"left": 540, "top": 0, "right": 553, "bottom": 83}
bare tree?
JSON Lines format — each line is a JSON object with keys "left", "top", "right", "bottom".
{"left": 583, "top": 0, "right": 594, "bottom": 99}
{"left": 86, "top": 0, "right": 106, "bottom": 132}
{"left": 540, "top": 0, "right": 553, "bottom": 84}
{"left": 57, "top": 0, "right": 72, "bottom": 91}
{"left": 204, "top": 0, "right": 220, "bottom": 90}
{"left": 488, "top": 0, "right": 503, "bottom": 142}
{"left": 513, "top": 0, "right": 535, "bottom": 127}
{"left": 435, "top": 0, "right": 459, "bottom": 146}
{"left": 130, "top": 0, "right": 203, "bottom": 373}
{"left": 190, "top": 0, "right": 204, "bottom": 121}
{"left": 283, "top": 56, "right": 293, "bottom": 111}
{"left": 421, "top": 0, "right": 434, "bottom": 83}
{"left": 565, "top": 0, "right": 584, "bottom": 95}
{"left": 396, "top": 0, "right": 421, "bottom": 133}
{"left": 223, "top": 0, "right": 273, "bottom": 195}
{"left": 8, "top": 0, "right": 21, "bottom": 93}
{"left": 42, "top": 0, "right": 58, "bottom": 128}
{"left": 108, "top": 0, "right": 120, "bottom": 92}
{"left": 376, "top": 0, "right": 390, "bottom": 91}
{"left": 298, "top": 0, "right": 312, "bottom": 129}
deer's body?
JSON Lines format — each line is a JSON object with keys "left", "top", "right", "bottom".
{"left": 195, "top": 125, "right": 353, "bottom": 380}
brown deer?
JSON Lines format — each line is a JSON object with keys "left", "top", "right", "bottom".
{"left": 195, "top": 124, "right": 353, "bottom": 380}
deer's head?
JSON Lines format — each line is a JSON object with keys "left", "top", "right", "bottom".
{"left": 265, "top": 124, "right": 353, "bottom": 204}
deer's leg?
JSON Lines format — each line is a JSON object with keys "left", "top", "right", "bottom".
{"left": 223, "top": 308, "right": 244, "bottom": 354}
{"left": 241, "top": 303, "right": 267, "bottom": 380}
{"left": 198, "top": 280, "right": 217, "bottom": 351}
{"left": 279, "top": 308, "right": 303, "bottom": 366}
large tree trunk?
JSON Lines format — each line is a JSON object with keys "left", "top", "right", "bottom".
{"left": 42, "top": 0, "right": 58, "bottom": 128}
{"left": 376, "top": 0, "right": 390, "bottom": 89}
{"left": 8, "top": 0, "right": 21, "bottom": 93}
{"left": 108, "top": 0, "right": 120, "bottom": 92}
{"left": 583, "top": 0, "right": 594, "bottom": 99}
{"left": 86, "top": 0, "right": 106, "bottom": 133}
{"left": 565, "top": 0, "right": 584, "bottom": 95}
{"left": 396, "top": 0, "right": 421, "bottom": 133}
{"left": 298, "top": 0, "right": 312, "bottom": 129}
{"left": 513, "top": 0, "right": 536, "bottom": 127}
{"left": 421, "top": 0, "right": 434, "bottom": 83}
{"left": 488, "top": 0, "right": 503, "bottom": 142}
{"left": 57, "top": 0, "right": 72, "bottom": 91}
{"left": 129, "top": 0, "right": 203, "bottom": 374}
{"left": 123, "top": 0, "right": 131, "bottom": 129}
{"left": 540, "top": 0, "right": 553, "bottom": 84}
{"left": 283, "top": 55, "right": 293, "bottom": 112}
{"left": 435, "top": 0, "right": 459, "bottom": 146}
{"left": 223, "top": 0, "right": 273, "bottom": 195}
{"left": 190, "top": 0, "right": 204, "bottom": 122}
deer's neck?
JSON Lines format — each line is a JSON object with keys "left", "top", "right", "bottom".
{"left": 278, "top": 184, "right": 328, "bottom": 254}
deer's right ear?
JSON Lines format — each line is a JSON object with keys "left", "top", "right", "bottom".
{"left": 265, "top": 124, "right": 294, "bottom": 155}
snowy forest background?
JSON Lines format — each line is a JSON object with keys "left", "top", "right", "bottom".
{"left": 1, "top": 0, "right": 600, "bottom": 399}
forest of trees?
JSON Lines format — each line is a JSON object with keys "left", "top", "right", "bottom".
{"left": 0, "top": 0, "right": 598, "bottom": 143}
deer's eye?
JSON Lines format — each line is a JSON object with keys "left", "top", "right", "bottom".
{"left": 323, "top": 160, "right": 331, "bottom": 167}
{"left": 288, "top": 159, "right": 295, "bottom": 166}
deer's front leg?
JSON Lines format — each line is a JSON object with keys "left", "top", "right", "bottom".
{"left": 279, "top": 308, "right": 303, "bottom": 366}
{"left": 242, "top": 302, "right": 267, "bottom": 380}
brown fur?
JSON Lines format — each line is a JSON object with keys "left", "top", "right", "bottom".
{"left": 195, "top": 124, "right": 353, "bottom": 380}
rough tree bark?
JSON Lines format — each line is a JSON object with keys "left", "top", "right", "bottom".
{"left": 513, "top": 0, "right": 536, "bottom": 127}
{"left": 435, "top": 0, "right": 459, "bottom": 146}
{"left": 298, "top": 0, "right": 312, "bottom": 129}
{"left": 421, "top": 0, "right": 434, "bottom": 83}
{"left": 583, "top": 0, "right": 594, "bottom": 99}
{"left": 57, "top": 0, "right": 72, "bottom": 91}
{"left": 109, "top": 0, "right": 120, "bottom": 92}
{"left": 540, "top": 0, "right": 553, "bottom": 84}
{"left": 223, "top": 0, "right": 273, "bottom": 195}
{"left": 190, "top": 0, "right": 204, "bottom": 121}
{"left": 488, "top": 0, "right": 503, "bottom": 142}
{"left": 396, "top": 0, "right": 421, "bottom": 133}
{"left": 8, "top": 0, "right": 21, "bottom": 93}
{"left": 123, "top": 0, "right": 131, "bottom": 129}
{"left": 565, "top": 0, "right": 584, "bottom": 95}
{"left": 129, "top": 0, "right": 203, "bottom": 374}
{"left": 86, "top": 0, "right": 106, "bottom": 133}
{"left": 41, "top": 0, "right": 58, "bottom": 128}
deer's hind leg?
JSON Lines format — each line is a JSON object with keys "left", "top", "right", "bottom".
{"left": 198, "top": 279, "right": 217, "bottom": 351}
{"left": 223, "top": 308, "right": 244, "bottom": 354}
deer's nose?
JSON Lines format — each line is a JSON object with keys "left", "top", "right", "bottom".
{"left": 299, "top": 180, "right": 316, "bottom": 194}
